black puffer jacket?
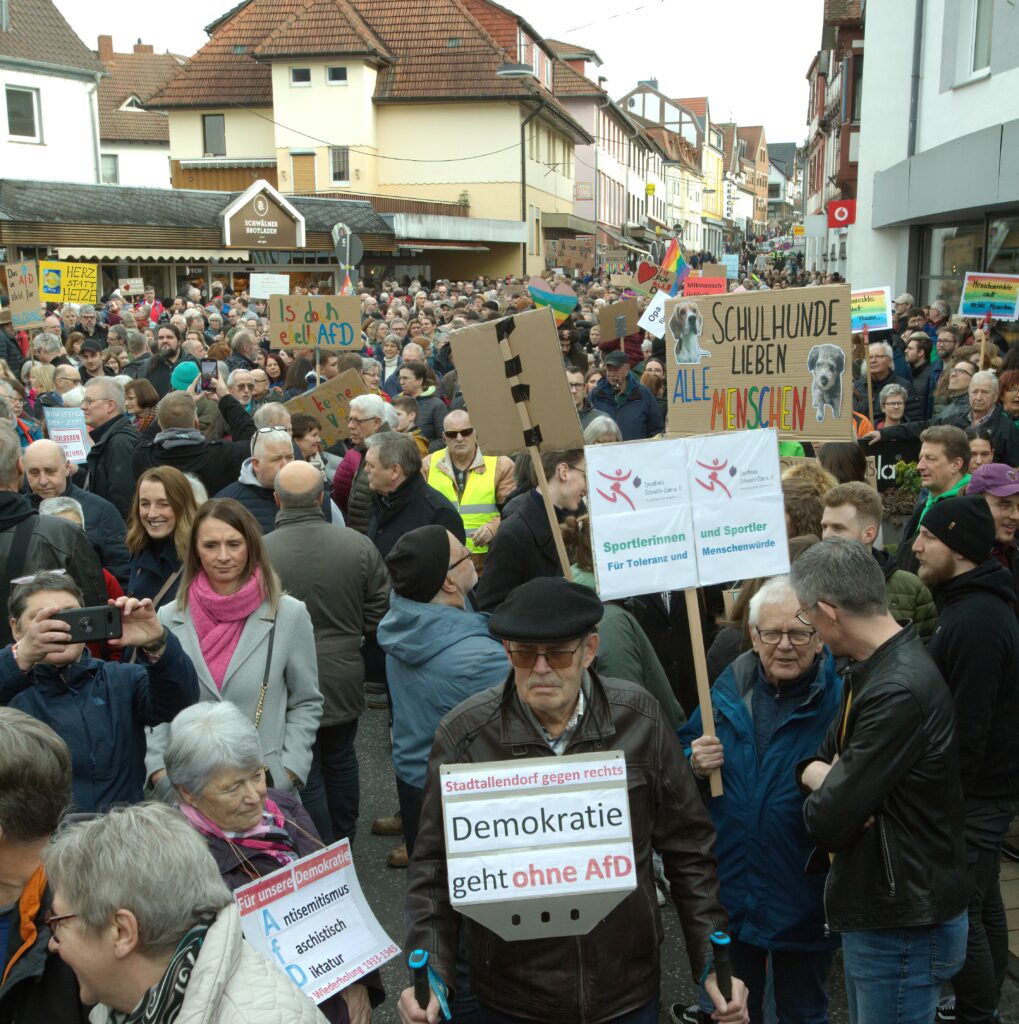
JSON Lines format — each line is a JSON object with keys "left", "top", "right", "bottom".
{"left": 84, "top": 414, "right": 141, "bottom": 519}
{"left": 368, "top": 472, "right": 464, "bottom": 559}
{"left": 797, "top": 625, "right": 968, "bottom": 933}
{"left": 927, "top": 559, "right": 1019, "bottom": 799}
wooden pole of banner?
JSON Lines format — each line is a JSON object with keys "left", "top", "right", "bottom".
{"left": 684, "top": 589, "right": 723, "bottom": 797}
{"left": 315, "top": 347, "right": 321, "bottom": 384}
{"left": 863, "top": 324, "right": 873, "bottom": 423}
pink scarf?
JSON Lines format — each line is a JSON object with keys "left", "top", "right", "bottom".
{"left": 179, "top": 797, "right": 298, "bottom": 867}
{"left": 188, "top": 567, "right": 266, "bottom": 689}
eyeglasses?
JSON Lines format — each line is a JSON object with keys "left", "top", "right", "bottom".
{"left": 507, "top": 640, "right": 585, "bottom": 670}
{"left": 795, "top": 606, "right": 818, "bottom": 626}
{"left": 44, "top": 911, "right": 77, "bottom": 937}
{"left": 254, "top": 425, "right": 289, "bottom": 435}
{"left": 232, "top": 382, "right": 255, "bottom": 392}
{"left": 444, "top": 428, "right": 475, "bottom": 439}
{"left": 568, "top": 382, "right": 584, "bottom": 391}
{"left": 447, "top": 550, "right": 472, "bottom": 573}
{"left": 347, "top": 415, "right": 378, "bottom": 425}
{"left": 754, "top": 626, "right": 817, "bottom": 646}
{"left": 950, "top": 367, "right": 974, "bottom": 377}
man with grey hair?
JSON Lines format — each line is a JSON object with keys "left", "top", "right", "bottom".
{"left": 264, "top": 461, "right": 388, "bottom": 843}
{"left": 81, "top": 378, "right": 139, "bottom": 518}
{"left": 333, "top": 393, "right": 390, "bottom": 535}
{"left": 854, "top": 339, "right": 914, "bottom": 424}
{"left": 216, "top": 427, "right": 344, "bottom": 534}
{"left": 792, "top": 537, "right": 968, "bottom": 1023}
{"left": 226, "top": 367, "right": 255, "bottom": 412}
{"left": 226, "top": 328, "right": 259, "bottom": 374}
{"left": 76, "top": 304, "right": 107, "bottom": 347}
{"left": 0, "top": 708, "right": 84, "bottom": 1021}
{"left": 927, "top": 298, "right": 952, "bottom": 340}
{"left": 119, "top": 329, "right": 152, "bottom": 380}
{"left": 41, "top": 803, "right": 327, "bottom": 1023}
{"left": 967, "top": 370, "right": 1019, "bottom": 465}
{"left": 32, "top": 331, "right": 72, "bottom": 368}
{"left": 365, "top": 431, "right": 463, "bottom": 559}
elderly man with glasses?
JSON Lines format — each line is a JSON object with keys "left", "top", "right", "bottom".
{"left": 400, "top": 575, "right": 747, "bottom": 1024}
{"left": 420, "top": 410, "right": 514, "bottom": 570}
{"left": 82, "top": 378, "right": 140, "bottom": 519}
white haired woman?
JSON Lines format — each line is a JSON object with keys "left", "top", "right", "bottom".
{"left": 164, "top": 702, "right": 378, "bottom": 1023}
{"left": 42, "top": 802, "right": 327, "bottom": 1023}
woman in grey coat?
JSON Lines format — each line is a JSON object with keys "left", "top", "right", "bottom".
{"left": 146, "top": 498, "right": 322, "bottom": 796}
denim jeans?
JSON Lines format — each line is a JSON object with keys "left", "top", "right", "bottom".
{"left": 841, "top": 912, "right": 968, "bottom": 1024}
{"left": 695, "top": 939, "right": 834, "bottom": 1024}
{"left": 300, "top": 720, "right": 359, "bottom": 845}
{"left": 953, "top": 845, "right": 1010, "bottom": 1024}
{"left": 477, "top": 997, "right": 659, "bottom": 1024}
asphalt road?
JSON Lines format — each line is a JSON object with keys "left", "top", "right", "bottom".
{"left": 352, "top": 703, "right": 1019, "bottom": 1024}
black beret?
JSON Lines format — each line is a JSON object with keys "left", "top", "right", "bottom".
{"left": 489, "top": 577, "right": 604, "bottom": 643}
{"left": 385, "top": 525, "right": 451, "bottom": 603}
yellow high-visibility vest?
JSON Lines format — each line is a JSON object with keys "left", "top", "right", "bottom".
{"left": 427, "top": 450, "right": 499, "bottom": 553}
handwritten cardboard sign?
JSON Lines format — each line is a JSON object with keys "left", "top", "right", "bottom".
{"left": 38, "top": 261, "right": 98, "bottom": 304}
{"left": 43, "top": 407, "right": 90, "bottom": 464}
{"left": 850, "top": 287, "right": 893, "bottom": 332}
{"left": 637, "top": 292, "right": 668, "bottom": 339}
{"left": 449, "top": 308, "right": 584, "bottom": 456}
{"left": 284, "top": 369, "right": 368, "bottom": 447}
{"left": 683, "top": 277, "right": 727, "bottom": 297}
{"left": 666, "top": 285, "right": 853, "bottom": 441}
{"left": 598, "top": 300, "right": 640, "bottom": 344}
{"left": 440, "top": 752, "right": 635, "bottom": 940}
{"left": 250, "top": 273, "right": 290, "bottom": 300}
{"left": 118, "top": 277, "right": 144, "bottom": 296}
{"left": 269, "top": 294, "right": 362, "bottom": 351}
{"left": 960, "top": 272, "right": 1019, "bottom": 321}
{"left": 4, "top": 261, "right": 44, "bottom": 330}
{"left": 237, "top": 839, "right": 399, "bottom": 1004}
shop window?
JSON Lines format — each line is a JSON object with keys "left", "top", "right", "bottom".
{"left": 918, "top": 221, "right": 985, "bottom": 309}
{"left": 330, "top": 146, "right": 350, "bottom": 184}
{"left": 101, "top": 154, "right": 119, "bottom": 184}
{"left": 326, "top": 66, "right": 348, "bottom": 85}
{"left": 972, "top": 0, "right": 993, "bottom": 72}
{"left": 202, "top": 114, "right": 225, "bottom": 157}
{"left": 290, "top": 67, "right": 312, "bottom": 86}
{"left": 6, "top": 85, "right": 40, "bottom": 142}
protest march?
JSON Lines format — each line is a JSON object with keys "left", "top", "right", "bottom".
{"left": 1, "top": 0, "right": 1019, "bottom": 1023}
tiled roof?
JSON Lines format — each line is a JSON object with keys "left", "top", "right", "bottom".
{"left": 0, "top": 178, "right": 394, "bottom": 236}
{"left": 673, "top": 96, "right": 708, "bottom": 126}
{"left": 460, "top": 0, "right": 517, "bottom": 53}
{"left": 151, "top": 0, "right": 588, "bottom": 140}
{"left": 643, "top": 125, "right": 700, "bottom": 175}
{"left": 769, "top": 141, "right": 798, "bottom": 175}
{"left": 552, "top": 58, "right": 602, "bottom": 98}
{"left": 737, "top": 125, "right": 765, "bottom": 157}
{"left": 252, "top": 0, "right": 392, "bottom": 59}
{"left": 0, "top": 0, "right": 105, "bottom": 76}
{"left": 98, "top": 51, "right": 186, "bottom": 143}
{"left": 545, "top": 38, "right": 601, "bottom": 64}
{"left": 824, "top": 0, "right": 862, "bottom": 24}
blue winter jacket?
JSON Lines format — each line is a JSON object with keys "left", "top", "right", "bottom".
{"left": 125, "top": 537, "right": 182, "bottom": 610}
{"left": 0, "top": 634, "right": 199, "bottom": 812}
{"left": 376, "top": 592, "right": 509, "bottom": 787}
{"left": 678, "top": 649, "right": 842, "bottom": 952}
{"left": 590, "top": 373, "right": 664, "bottom": 440}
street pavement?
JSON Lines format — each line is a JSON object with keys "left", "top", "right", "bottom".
{"left": 352, "top": 702, "right": 1019, "bottom": 1024}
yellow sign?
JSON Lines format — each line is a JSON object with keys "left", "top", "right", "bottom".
{"left": 645, "top": 183, "right": 656, "bottom": 197}
{"left": 38, "top": 261, "right": 98, "bottom": 304}
{"left": 792, "top": 225, "right": 806, "bottom": 238}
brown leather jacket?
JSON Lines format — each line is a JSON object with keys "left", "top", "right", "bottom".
{"left": 405, "top": 671, "right": 727, "bottom": 1023}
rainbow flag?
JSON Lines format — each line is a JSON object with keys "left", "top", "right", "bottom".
{"left": 661, "top": 238, "right": 690, "bottom": 296}
{"left": 339, "top": 272, "right": 353, "bottom": 296}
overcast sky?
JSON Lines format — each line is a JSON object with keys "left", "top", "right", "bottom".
{"left": 55, "top": 0, "right": 822, "bottom": 144}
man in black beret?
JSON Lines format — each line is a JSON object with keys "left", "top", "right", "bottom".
{"left": 912, "top": 496, "right": 1019, "bottom": 1024}
{"left": 400, "top": 576, "right": 747, "bottom": 1024}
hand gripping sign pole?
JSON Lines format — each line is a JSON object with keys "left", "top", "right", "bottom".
{"left": 684, "top": 590, "right": 723, "bottom": 797}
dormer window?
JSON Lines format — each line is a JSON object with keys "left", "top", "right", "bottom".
{"left": 119, "top": 95, "right": 145, "bottom": 112}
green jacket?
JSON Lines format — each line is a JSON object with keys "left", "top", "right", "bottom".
{"left": 875, "top": 547, "right": 937, "bottom": 643}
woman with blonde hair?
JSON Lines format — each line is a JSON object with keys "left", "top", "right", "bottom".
{"left": 126, "top": 465, "right": 200, "bottom": 610}
{"left": 145, "top": 498, "right": 322, "bottom": 798}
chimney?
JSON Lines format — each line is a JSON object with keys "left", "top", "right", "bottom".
{"left": 637, "top": 77, "right": 658, "bottom": 91}
{"left": 133, "top": 41, "right": 154, "bottom": 54}
{"left": 97, "top": 34, "right": 114, "bottom": 62}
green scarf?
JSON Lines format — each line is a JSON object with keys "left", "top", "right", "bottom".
{"left": 918, "top": 473, "right": 972, "bottom": 524}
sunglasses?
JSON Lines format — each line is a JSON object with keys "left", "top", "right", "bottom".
{"left": 444, "top": 428, "right": 475, "bottom": 440}
{"left": 506, "top": 640, "right": 585, "bottom": 670}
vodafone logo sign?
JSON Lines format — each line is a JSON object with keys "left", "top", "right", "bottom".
{"left": 828, "top": 200, "right": 857, "bottom": 228}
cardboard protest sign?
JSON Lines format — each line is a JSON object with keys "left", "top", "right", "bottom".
{"left": 701, "top": 263, "right": 727, "bottom": 279}
{"left": 4, "top": 262, "right": 44, "bottom": 330}
{"left": 637, "top": 292, "right": 668, "bottom": 339}
{"left": 117, "top": 277, "right": 144, "bottom": 296}
{"left": 440, "top": 751, "right": 636, "bottom": 940}
{"left": 250, "top": 273, "right": 290, "bottom": 300}
{"left": 237, "top": 840, "right": 399, "bottom": 1004}
{"left": 43, "top": 407, "right": 89, "bottom": 464}
{"left": 722, "top": 254, "right": 740, "bottom": 280}
{"left": 609, "top": 273, "right": 636, "bottom": 290}
{"left": 38, "top": 261, "right": 98, "bottom": 304}
{"left": 526, "top": 278, "right": 578, "bottom": 327}
{"left": 850, "top": 287, "right": 893, "bottom": 332}
{"left": 284, "top": 369, "right": 367, "bottom": 447}
{"left": 269, "top": 294, "right": 362, "bottom": 350}
{"left": 586, "top": 430, "right": 788, "bottom": 597}
{"left": 683, "top": 277, "right": 726, "bottom": 297}
{"left": 598, "top": 300, "right": 639, "bottom": 344}
{"left": 960, "top": 272, "right": 1019, "bottom": 320}
{"left": 557, "top": 238, "right": 595, "bottom": 273}
{"left": 666, "top": 285, "right": 853, "bottom": 441}
{"left": 449, "top": 308, "right": 584, "bottom": 456}
{"left": 634, "top": 261, "right": 675, "bottom": 296}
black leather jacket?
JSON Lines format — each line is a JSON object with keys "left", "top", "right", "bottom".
{"left": 797, "top": 625, "right": 968, "bottom": 933}
{"left": 406, "top": 671, "right": 726, "bottom": 1023}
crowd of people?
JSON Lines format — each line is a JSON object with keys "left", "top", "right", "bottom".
{"left": 0, "top": 263, "right": 1016, "bottom": 1024}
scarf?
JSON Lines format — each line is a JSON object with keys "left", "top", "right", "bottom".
{"left": 108, "top": 915, "right": 212, "bottom": 1024}
{"left": 179, "top": 798, "right": 299, "bottom": 867}
{"left": 188, "top": 568, "right": 265, "bottom": 689}
{"left": 918, "top": 474, "right": 972, "bottom": 525}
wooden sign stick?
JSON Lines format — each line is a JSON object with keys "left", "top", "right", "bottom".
{"left": 863, "top": 323, "right": 873, "bottom": 423}
{"left": 684, "top": 589, "right": 722, "bottom": 797}
{"left": 495, "top": 330, "right": 573, "bottom": 580}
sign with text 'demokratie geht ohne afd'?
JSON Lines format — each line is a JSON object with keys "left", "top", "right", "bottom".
{"left": 222, "top": 180, "right": 306, "bottom": 249}
{"left": 441, "top": 751, "right": 636, "bottom": 940}
{"left": 666, "top": 284, "right": 853, "bottom": 442}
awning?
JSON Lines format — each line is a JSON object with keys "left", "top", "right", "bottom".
{"left": 179, "top": 158, "right": 276, "bottom": 169}
{"left": 542, "top": 212, "right": 596, "bottom": 234}
{"left": 621, "top": 241, "right": 650, "bottom": 256}
{"left": 56, "top": 247, "right": 251, "bottom": 261}
{"left": 396, "top": 241, "right": 491, "bottom": 252}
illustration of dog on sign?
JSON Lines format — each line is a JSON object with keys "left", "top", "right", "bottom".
{"left": 806, "top": 344, "right": 845, "bottom": 422}
{"left": 668, "top": 301, "right": 712, "bottom": 365}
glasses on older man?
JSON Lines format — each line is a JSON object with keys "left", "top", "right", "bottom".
{"left": 44, "top": 911, "right": 78, "bottom": 939}
{"left": 754, "top": 627, "right": 817, "bottom": 646}
{"left": 506, "top": 641, "right": 585, "bottom": 670}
